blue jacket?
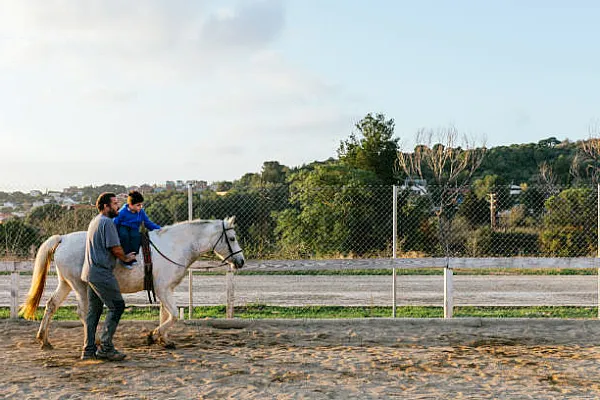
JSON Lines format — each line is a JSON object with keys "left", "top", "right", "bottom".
{"left": 113, "top": 205, "right": 161, "bottom": 231}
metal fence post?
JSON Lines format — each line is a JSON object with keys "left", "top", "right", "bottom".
{"left": 226, "top": 271, "right": 235, "bottom": 319}
{"left": 188, "top": 269, "right": 193, "bottom": 320}
{"left": 188, "top": 183, "right": 193, "bottom": 221}
{"left": 392, "top": 185, "right": 398, "bottom": 318}
{"left": 188, "top": 183, "right": 193, "bottom": 320}
{"left": 444, "top": 263, "right": 453, "bottom": 319}
{"left": 10, "top": 261, "right": 19, "bottom": 319}
{"left": 597, "top": 183, "right": 599, "bottom": 319}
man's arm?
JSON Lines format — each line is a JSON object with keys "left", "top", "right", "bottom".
{"left": 110, "top": 246, "right": 137, "bottom": 263}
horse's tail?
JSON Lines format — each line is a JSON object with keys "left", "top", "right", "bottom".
{"left": 19, "top": 235, "right": 62, "bottom": 320}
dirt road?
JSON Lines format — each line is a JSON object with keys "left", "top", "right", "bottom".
{"left": 4, "top": 318, "right": 600, "bottom": 399}
{"left": 1, "top": 274, "right": 596, "bottom": 307}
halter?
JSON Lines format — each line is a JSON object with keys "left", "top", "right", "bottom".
{"left": 148, "top": 220, "right": 242, "bottom": 268}
{"left": 211, "top": 220, "right": 244, "bottom": 266}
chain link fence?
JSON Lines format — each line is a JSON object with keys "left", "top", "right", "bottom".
{"left": 0, "top": 183, "right": 598, "bottom": 260}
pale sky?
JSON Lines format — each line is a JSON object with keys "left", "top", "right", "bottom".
{"left": 1, "top": 0, "right": 599, "bottom": 192}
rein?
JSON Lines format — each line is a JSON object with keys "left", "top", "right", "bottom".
{"left": 148, "top": 239, "right": 187, "bottom": 268}
{"left": 148, "top": 220, "right": 242, "bottom": 269}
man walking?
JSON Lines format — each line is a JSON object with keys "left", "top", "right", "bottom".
{"left": 81, "top": 192, "right": 136, "bottom": 361}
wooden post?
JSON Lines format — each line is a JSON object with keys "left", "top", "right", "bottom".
{"left": 392, "top": 185, "right": 398, "bottom": 318}
{"left": 10, "top": 262, "right": 19, "bottom": 319}
{"left": 188, "top": 183, "right": 194, "bottom": 321}
{"left": 488, "top": 193, "right": 497, "bottom": 230}
{"left": 179, "top": 307, "right": 184, "bottom": 320}
{"left": 226, "top": 271, "right": 235, "bottom": 319}
{"left": 444, "top": 266, "right": 453, "bottom": 318}
{"left": 188, "top": 269, "right": 193, "bottom": 320}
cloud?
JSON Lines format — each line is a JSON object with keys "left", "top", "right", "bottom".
{"left": 200, "top": 0, "right": 285, "bottom": 50}
{"left": 0, "top": 0, "right": 362, "bottom": 191}
{"left": 0, "top": 0, "right": 286, "bottom": 82}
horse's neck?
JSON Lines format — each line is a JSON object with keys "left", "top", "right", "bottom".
{"left": 150, "top": 221, "right": 215, "bottom": 267}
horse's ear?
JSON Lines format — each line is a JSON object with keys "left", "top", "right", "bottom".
{"left": 226, "top": 216, "right": 236, "bottom": 226}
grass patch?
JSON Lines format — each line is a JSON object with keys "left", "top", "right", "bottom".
{"left": 192, "top": 268, "right": 598, "bottom": 276}
{"left": 2, "top": 305, "right": 597, "bottom": 320}
{"left": 2, "top": 268, "right": 597, "bottom": 277}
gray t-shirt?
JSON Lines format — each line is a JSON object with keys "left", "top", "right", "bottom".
{"left": 81, "top": 214, "right": 121, "bottom": 283}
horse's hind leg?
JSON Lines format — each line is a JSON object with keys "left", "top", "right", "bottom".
{"left": 37, "top": 279, "right": 71, "bottom": 350}
{"left": 71, "top": 281, "right": 89, "bottom": 325}
{"left": 150, "top": 292, "right": 178, "bottom": 349}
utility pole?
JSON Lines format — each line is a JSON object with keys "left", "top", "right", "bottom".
{"left": 488, "top": 193, "right": 497, "bottom": 229}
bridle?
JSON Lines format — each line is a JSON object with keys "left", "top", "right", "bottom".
{"left": 148, "top": 220, "right": 242, "bottom": 268}
{"left": 211, "top": 220, "right": 244, "bottom": 266}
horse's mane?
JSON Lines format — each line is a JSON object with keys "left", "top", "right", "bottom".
{"left": 155, "top": 219, "right": 215, "bottom": 236}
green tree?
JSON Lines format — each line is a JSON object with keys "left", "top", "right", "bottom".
{"left": 275, "top": 162, "right": 389, "bottom": 258}
{"left": 456, "top": 191, "right": 489, "bottom": 228}
{"left": 261, "top": 161, "right": 289, "bottom": 185}
{"left": 0, "top": 218, "right": 41, "bottom": 258}
{"left": 337, "top": 113, "right": 400, "bottom": 184}
{"left": 540, "top": 188, "right": 597, "bottom": 256}
{"left": 26, "top": 204, "right": 66, "bottom": 227}
{"left": 473, "top": 175, "right": 511, "bottom": 211}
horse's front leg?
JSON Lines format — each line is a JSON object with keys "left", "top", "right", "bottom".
{"left": 150, "top": 292, "right": 178, "bottom": 349}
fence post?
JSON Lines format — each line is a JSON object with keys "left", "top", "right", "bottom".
{"left": 226, "top": 271, "right": 235, "bottom": 319}
{"left": 597, "top": 183, "right": 599, "bottom": 319}
{"left": 188, "top": 268, "right": 193, "bottom": 320}
{"left": 188, "top": 183, "right": 193, "bottom": 221}
{"left": 444, "top": 263, "right": 453, "bottom": 318}
{"left": 392, "top": 185, "right": 398, "bottom": 318}
{"left": 10, "top": 261, "right": 19, "bottom": 319}
{"left": 188, "top": 183, "right": 193, "bottom": 320}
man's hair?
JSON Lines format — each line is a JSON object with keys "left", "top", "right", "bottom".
{"left": 96, "top": 192, "right": 116, "bottom": 212}
{"left": 128, "top": 190, "right": 144, "bottom": 205}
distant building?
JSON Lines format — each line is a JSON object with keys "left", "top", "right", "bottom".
{"left": 30, "top": 190, "right": 43, "bottom": 197}
{"left": 510, "top": 185, "right": 522, "bottom": 196}
{"left": 186, "top": 180, "right": 208, "bottom": 191}
{"left": 62, "top": 186, "right": 80, "bottom": 195}
{"left": 60, "top": 197, "right": 78, "bottom": 206}
{"left": 31, "top": 201, "right": 45, "bottom": 209}
{"left": 400, "top": 178, "right": 428, "bottom": 195}
{"left": 165, "top": 181, "right": 176, "bottom": 190}
{"left": 139, "top": 184, "right": 154, "bottom": 194}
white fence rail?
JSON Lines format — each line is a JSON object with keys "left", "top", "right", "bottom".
{"left": 4, "top": 258, "right": 600, "bottom": 320}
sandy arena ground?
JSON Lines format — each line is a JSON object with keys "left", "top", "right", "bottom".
{"left": 3, "top": 318, "right": 600, "bottom": 399}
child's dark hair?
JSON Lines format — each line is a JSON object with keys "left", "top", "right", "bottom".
{"left": 128, "top": 190, "right": 144, "bottom": 205}
{"left": 96, "top": 192, "right": 116, "bottom": 212}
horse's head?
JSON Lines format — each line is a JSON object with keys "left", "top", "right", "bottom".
{"left": 212, "top": 216, "right": 245, "bottom": 270}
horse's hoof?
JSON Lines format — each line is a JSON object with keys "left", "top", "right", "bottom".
{"left": 146, "top": 333, "right": 155, "bottom": 346}
{"left": 164, "top": 342, "right": 176, "bottom": 350}
{"left": 40, "top": 342, "right": 53, "bottom": 350}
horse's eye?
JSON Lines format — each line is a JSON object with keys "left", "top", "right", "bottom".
{"left": 229, "top": 237, "right": 235, "bottom": 242}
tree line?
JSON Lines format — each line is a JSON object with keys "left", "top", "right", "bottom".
{"left": 2, "top": 113, "right": 600, "bottom": 259}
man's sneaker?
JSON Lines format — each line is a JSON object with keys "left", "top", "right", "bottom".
{"left": 80, "top": 352, "right": 96, "bottom": 360}
{"left": 121, "top": 260, "right": 137, "bottom": 270}
{"left": 96, "top": 348, "right": 127, "bottom": 361}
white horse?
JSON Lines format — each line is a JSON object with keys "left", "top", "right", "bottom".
{"left": 20, "top": 216, "right": 245, "bottom": 349}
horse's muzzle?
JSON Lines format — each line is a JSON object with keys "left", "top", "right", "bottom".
{"left": 233, "top": 257, "right": 245, "bottom": 269}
